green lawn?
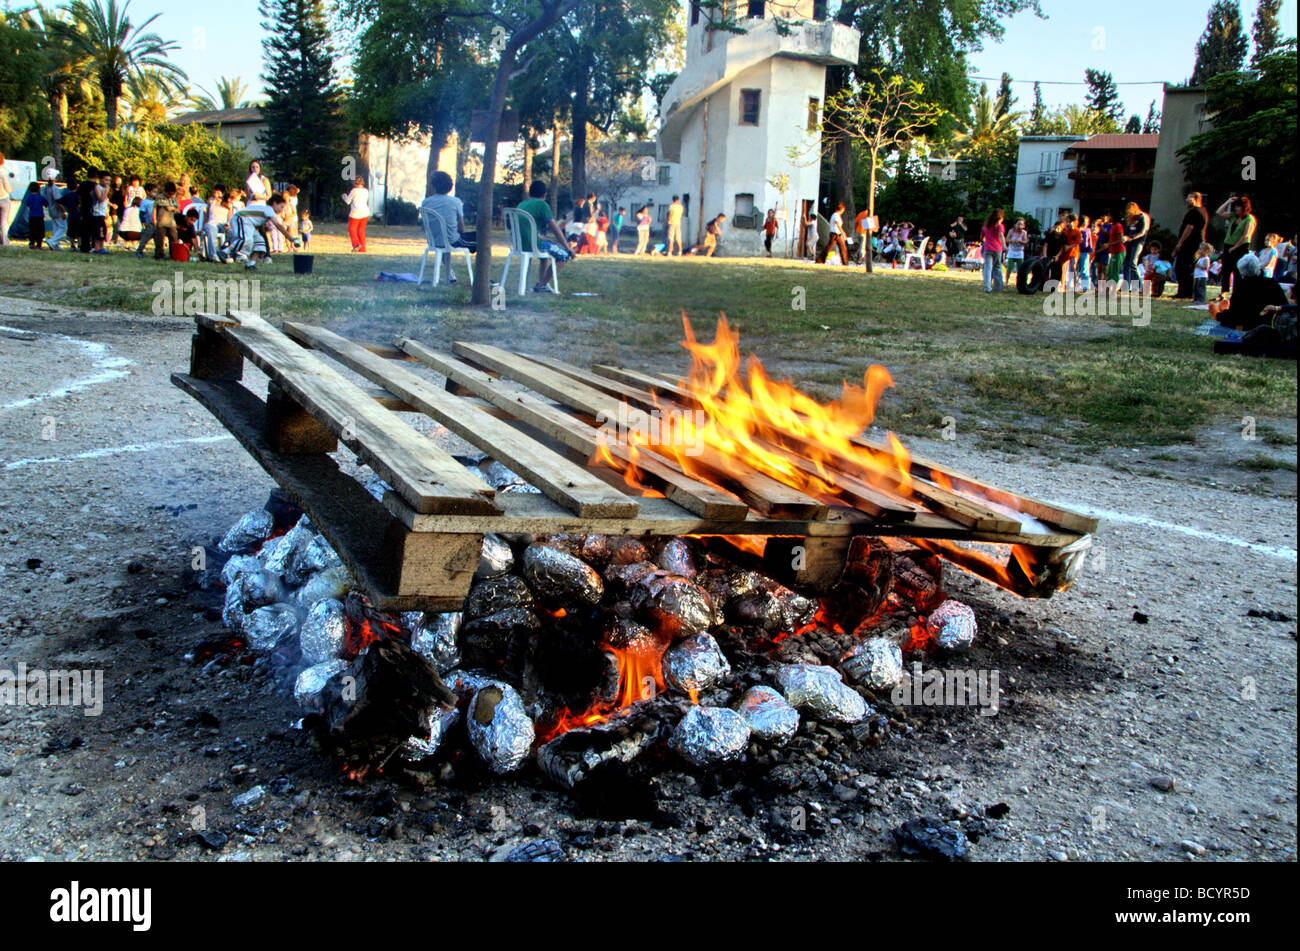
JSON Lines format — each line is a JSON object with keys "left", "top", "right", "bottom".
{"left": 1, "top": 223, "right": 1294, "bottom": 453}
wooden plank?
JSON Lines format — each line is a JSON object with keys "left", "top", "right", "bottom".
{"left": 171, "top": 373, "right": 477, "bottom": 610}
{"left": 266, "top": 381, "right": 338, "bottom": 453}
{"left": 453, "top": 342, "right": 828, "bottom": 520}
{"left": 283, "top": 322, "right": 638, "bottom": 519}
{"left": 201, "top": 312, "right": 498, "bottom": 516}
{"left": 593, "top": 364, "right": 695, "bottom": 404}
{"left": 525, "top": 352, "right": 662, "bottom": 407}
{"left": 398, "top": 339, "right": 751, "bottom": 520}
{"left": 190, "top": 327, "right": 243, "bottom": 381}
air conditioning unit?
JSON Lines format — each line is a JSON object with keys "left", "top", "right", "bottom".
{"left": 1037, "top": 173, "right": 1057, "bottom": 187}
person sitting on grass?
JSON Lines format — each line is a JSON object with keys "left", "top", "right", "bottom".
{"left": 1141, "top": 241, "right": 1173, "bottom": 296}
{"left": 1212, "top": 253, "right": 1287, "bottom": 330}
{"left": 516, "top": 180, "right": 573, "bottom": 293}
{"left": 225, "top": 193, "right": 297, "bottom": 270}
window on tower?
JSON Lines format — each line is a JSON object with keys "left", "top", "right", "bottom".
{"left": 690, "top": 1, "right": 700, "bottom": 25}
{"left": 807, "top": 98, "right": 820, "bottom": 132}
{"left": 747, "top": 1, "right": 765, "bottom": 17}
{"left": 740, "top": 89, "right": 761, "bottom": 126}
{"left": 813, "top": 1, "right": 828, "bottom": 19}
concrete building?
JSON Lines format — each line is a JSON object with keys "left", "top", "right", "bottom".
{"left": 1150, "top": 85, "right": 1210, "bottom": 234}
{"left": 656, "top": 1, "right": 859, "bottom": 255}
{"left": 1012, "top": 135, "right": 1080, "bottom": 230}
{"left": 1063, "top": 133, "right": 1159, "bottom": 222}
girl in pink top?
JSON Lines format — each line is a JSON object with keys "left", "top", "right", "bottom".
{"left": 981, "top": 209, "right": 1005, "bottom": 291}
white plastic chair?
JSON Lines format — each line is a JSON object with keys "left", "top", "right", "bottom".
{"left": 499, "top": 207, "right": 559, "bottom": 295}
{"left": 904, "top": 236, "right": 930, "bottom": 270}
{"left": 417, "top": 209, "right": 473, "bottom": 286}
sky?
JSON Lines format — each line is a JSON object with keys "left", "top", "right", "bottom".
{"left": 115, "top": 0, "right": 1296, "bottom": 120}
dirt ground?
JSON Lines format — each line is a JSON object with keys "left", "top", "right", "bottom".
{"left": 0, "top": 293, "right": 1294, "bottom": 862}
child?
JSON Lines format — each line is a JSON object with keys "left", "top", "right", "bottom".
{"left": 1004, "top": 218, "right": 1029, "bottom": 284}
{"left": 299, "top": 210, "right": 313, "bottom": 248}
{"left": 119, "top": 196, "right": 143, "bottom": 243}
{"left": 595, "top": 208, "right": 609, "bottom": 254}
{"left": 1193, "top": 242, "right": 1213, "bottom": 304}
{"left": 1142, "top": 241, "right": 1170, "bottom": 296}
{"left": 22, "top": 182, "right": 47, "bottom": 249}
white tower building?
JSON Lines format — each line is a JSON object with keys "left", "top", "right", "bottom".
{"left": 657, "top": 1, "right": 860, "bottom": 255}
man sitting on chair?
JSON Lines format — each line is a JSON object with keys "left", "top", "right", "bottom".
{"left": 517, "top": 180, "right": 573, "bottom": 294}
{"left": 420, "top": 171, "right": 477, "bottom": 284}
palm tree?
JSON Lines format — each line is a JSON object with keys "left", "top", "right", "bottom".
{"left": 952, "top": 82, "right": 1018, "bottom": 156}
{"left": 121, "top": 68, "right": 186, "bottom": 132}
{"left": 189, "top": 76, "right": 253, "bottom": 112}
{"left": 65, "top": 0, "right": 186, "bottom": 131}
{"left": 1057, "top": 104, "right": 1102, "bottom": 136}
{"left": 24, "top": 5, "right": 95, "bottom": 175}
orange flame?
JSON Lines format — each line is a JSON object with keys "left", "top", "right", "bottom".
{"left": 537, "top": 639, "right": 668, "bottom": 742}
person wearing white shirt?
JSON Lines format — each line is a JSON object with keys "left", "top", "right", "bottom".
{"left": 244, "top": 161, "right": 270, "bottom": 204}
{"left": 226, "top": 194, "right": 296, "bottom": 269}
{"left": 343, "top": 177, "right": 370, "bottom": 252}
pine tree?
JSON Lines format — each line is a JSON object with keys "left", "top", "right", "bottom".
{"left": 258, "top": 0, "right": 346, "bottom": 213}
{"left": 1028, "top": 81, "right": 1046, "bottom": 133}
{"left": 1084, "top": 69, "right": 1123, "bottom": 127}
{"left": 1191, "top": 0, "right": 1249, "bottom": 84}
{"left": 1142, "top": 100, "right": 1161, "bottom": 133}
{"left": 1124, "top": 115, "right": 1141, "bottom": 133}
{"left": 994, "top": 72, "right": 1015, "bottom": 119}
{"left": 1250, "top": 0, "right": 1283, "bottom": 66}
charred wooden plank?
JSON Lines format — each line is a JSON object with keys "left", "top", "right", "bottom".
{"left": 398, "top": 339, "right": 750, "bottom": 520}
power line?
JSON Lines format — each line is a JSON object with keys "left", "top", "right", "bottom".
{"left": 971, "top": 75, "right": 1169, "bottom": 86}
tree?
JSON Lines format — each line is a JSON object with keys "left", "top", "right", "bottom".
{"left": 817, "top": 69, "right": 946, "bottom": 272}
{"left": 954, "top": 82, "right": 1016, "bottom": 154}
{"left": 70, "top": 122, "right": 248, "bottom": 188}
{"left": 470, "top": 0, "right": 582, "bottom": 304}
{"left": 1124, "top": 114, "right": 1141, "bottom": 133}
{"left": 341, "top": 0, "right": 490, "bottom": 196}
{"left": 994, "top": 71, "right": 1015, "bottom": 118}
{"left": 1027, "top": 81, "right": 1047, "bottom": 133}
{"left": 121, "top": 68, "right": 186, "bottom": 131}
{"left": 190, "top": 77, "right": 253, "bottom": 111}
{"left": 1178, "top": 48, "right": 1296, "bottom": 235}
{"left": 1250, "top": 0, "right": 1283, "bottom": 66}
{"left": 20, "top": 6, "right": 95, "bottom": 175}
{"left": 1084, "top": 69, "right": 1122, "bottom": 130}
{"left": 258, "top": 0, "right": 347, "bottom": 211}
{"left": 64, "top": 0, "right": 185, "bottom": 131}
{"left": 1142, "top": 100, "right": 1161, "bottom": 133}
{"left": 1191, "top": 0, "right": 1248, "bottom": 84}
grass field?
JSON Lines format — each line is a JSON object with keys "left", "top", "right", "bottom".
{"left": 1, "top": 222, "right": 1294, "bottom": 455}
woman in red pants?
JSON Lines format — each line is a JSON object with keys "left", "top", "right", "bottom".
{"left": 342, "top": 177, "right": 370, "bottom": 252}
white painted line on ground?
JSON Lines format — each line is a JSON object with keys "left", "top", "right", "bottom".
{"left": 4, "top": 435, "right": 234, "bottom": 471}
{"left": 0, "top": 325, "right": 135, "bottom": 413}
{"left": 1053, "top": 502, "right": 1297, "bottom": 562}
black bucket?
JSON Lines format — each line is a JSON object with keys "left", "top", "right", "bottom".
{"left": 293, "top": 254, "right": 314, "bottom": 275}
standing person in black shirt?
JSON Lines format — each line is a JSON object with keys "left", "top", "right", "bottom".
{"left": 1170, "top": 192, "right": 1208, "bottom": 299}
{"left": 76, "top": 175, "right": 96, "bottom": 253}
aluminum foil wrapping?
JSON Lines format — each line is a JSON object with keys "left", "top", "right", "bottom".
{"left": 604, "top": 559, "right": 659, "bottom": 592}
{"left": 296, "top": 534, "right": 342, "bottom": 580}
{"left": 464, "top": 574, "right": 535, "bottom": 620}
{"left": 483, "top": 460, "right": 526, "bottom": 490}
{"left": 218, "top": 508, "right": 275, "bottom": 554}
{"left": 299, "top": 598, "right": 347, "bottom": 665}
{"left": 237, "top": 568, "right": 285, "bottom": 610}
{"left": 221, "top": 583, "right": 247, "bottom": 631}
{"left": 578, "top": 534, "right": 611, "bottom": 568}
{"left": 265, "top": 516, "right": 313, "bottom": 582}
{"left": 293, "top": 658, "right": 349, "bottom": 711}
{"left": 631, "top": 574, "right": 715, "bottom": 639}
{"left": 927, "top": 600, "right": 977, "bottom": 652}
{"left": 242, "top": 603, "right": 301, "bottom": 653}
{"left": 775, "top": 664, "right": 869, "bottom": 725}
{"left": 537, "top": 719, "right": 658, "bottom": 789}
{"left": 361, "top": 473, "right": 392, "bottom": 503}
{"left": 401, "top": 705, "right": 460, "bottom": 761}
{"left": 606, "top": 536, "right": 649, "bottom": 566}
{"left": 730, "top": 585, "right": 817, "bottom": 634}
{"left": 409, "top": 611, "right": 462, "bottom": 673}
{"left": 476, "top": 534, "right": 515, "bottom": 579}
{"left": 439, "top": 668, "right": 494, "bottom": 701}
{"left": 662, "top": 633, "right": 731, "bottom": 694}
{"left": 522, "top": 544, "right": 604, "bottom": 606}
{"left": 467, "top": 682, "right": 535, "bottom": 774}
{"left": 220, "top": 554, "right": 261, "bottom": 589}
{"left": 607, "top": 618, "right": 660, "bottom": 652}
{"left": 736, "top": 685, "right": 800, "bottom": 744}
{"left": 655, "top": 538, "right": 698, "bottom": 578}
{"left": 841, "top": 637, "right": 905, "bottom": 691}
{"left": 669, "top": 706, "right": 751, "bottom": 767}
{"left": 293, "top": 564, "right": 352, "bottom": 607}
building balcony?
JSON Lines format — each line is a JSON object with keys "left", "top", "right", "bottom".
{"left": 658, "top": 18, "right": 860, "bottom": 162}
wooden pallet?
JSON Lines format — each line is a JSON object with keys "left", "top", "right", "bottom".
{"left": 173, "top": 313, "right": 1097, "bottom": 610}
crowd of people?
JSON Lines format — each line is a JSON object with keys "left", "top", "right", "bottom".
{"left": 0, "top": 159, "right": 380, "bottom": 269}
